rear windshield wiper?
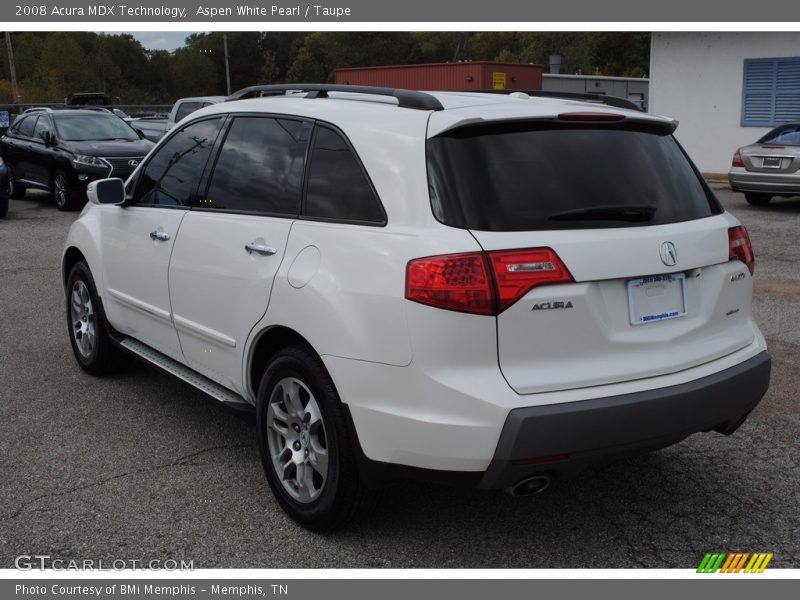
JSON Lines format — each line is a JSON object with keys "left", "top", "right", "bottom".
{"left": 547, "top": 204, "right": 658, "bottom": 222}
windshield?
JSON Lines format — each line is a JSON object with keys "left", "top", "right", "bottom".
{"left": 54, "top": 114, "right": 140, "bottom": 142}
{"left": 427, "top": 123, "right": 722, "bottom": 231}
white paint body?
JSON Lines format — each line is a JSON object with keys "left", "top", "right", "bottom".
{"left": 63, "top": 91, "right": 767, "bottom": 473}
{"left": 649, "top": 32, "right": 800, "bottom": 174}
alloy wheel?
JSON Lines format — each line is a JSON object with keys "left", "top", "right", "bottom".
{"left": 54, "top": 173, "right": 68, "bottom": 208}
{"left": 70, "top": 280, "right": 96, "bottom": 358}
{"left": 265, "top": 377, "right": 329, "bottom": 503}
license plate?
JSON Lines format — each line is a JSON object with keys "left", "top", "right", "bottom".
{"left": 627, "top": 273, "right": 687, "bottom": 326}
{"left": 762, "top": 157, "right": 782, "bottom": 169}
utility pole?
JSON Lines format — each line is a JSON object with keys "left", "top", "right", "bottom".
{"left": 4, "top": 32, "right": 20, "bottom": 103}
{"left": 223, "top": 33, "right": 231, "bottom": 96}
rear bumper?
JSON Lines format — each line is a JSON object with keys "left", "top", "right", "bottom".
{"left": 728, "top": 170, "right": 800, "bottom": 194}
{"left": 478, "top": 351, "right": 771, "bottom": 489}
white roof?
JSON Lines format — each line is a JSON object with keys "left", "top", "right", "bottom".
{"left": 192, "top": 90, "right": 675, "bottom": 138}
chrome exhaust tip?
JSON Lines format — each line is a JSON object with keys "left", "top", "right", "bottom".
{"left": 508, "top": 475, "right": 551, "bottom": 497}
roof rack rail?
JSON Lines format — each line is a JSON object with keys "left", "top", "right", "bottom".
{"left": 22, "top": 105, "right": 113, "bottom": 114}
{"left": 227, "top": 84, "right": 445, "bottom": 111}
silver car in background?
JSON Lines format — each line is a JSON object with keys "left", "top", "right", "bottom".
{"left": 729, "top": 123, "right": 800, "bottom": 205}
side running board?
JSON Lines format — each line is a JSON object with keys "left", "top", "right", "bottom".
{"left": 119, "top": 338, "right": 254, "bottom": 413}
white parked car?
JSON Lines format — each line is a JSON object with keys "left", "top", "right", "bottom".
{"left": 62, "top": 85, "right": 771, "bottom": 529}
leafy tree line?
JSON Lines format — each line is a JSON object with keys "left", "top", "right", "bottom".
{"left": 0, "top": 31, "right": 650, "bottom": 105}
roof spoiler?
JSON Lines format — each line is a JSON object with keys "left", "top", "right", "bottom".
{"left": 469, "top": 89, "right": 645, "bottom": 112}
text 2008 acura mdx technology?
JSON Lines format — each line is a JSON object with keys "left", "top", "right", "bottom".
{"left": 62, "top": 85, "right": 771, "bottom": 529}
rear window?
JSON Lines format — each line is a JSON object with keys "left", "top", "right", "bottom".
{"left": 427, "top": 123, "right": 722, "bottom": 231}
{"left": 175, "top": 102, "right": 203, "bottom": 122}
{"left": 758, "top": 125, "right": 800, "bottom": 146}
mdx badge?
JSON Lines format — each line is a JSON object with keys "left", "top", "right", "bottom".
{"left": 660, "top": 241, "right": 678, "bottom": 267}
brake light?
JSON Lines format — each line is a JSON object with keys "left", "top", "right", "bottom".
{"left": 732, "top": 148, "right": 744, "bottom": 168}
{"left": 728, "top": 226, "right": 755, "bottom": 275}
{"left": 405, "top": 248, "right": 573, "bottom": 315}
{"left": 405, "top": 252, "right": 494, "bottom": 315}
{"left": 487, "top": 248, "right": 573, "bottom": 312}
{"left": 558, "top": 112, "right": 625, "bottom": 122}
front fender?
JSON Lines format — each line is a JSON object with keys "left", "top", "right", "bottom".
{"left": 62, "top": 204, "right": 105, "bottom": 295}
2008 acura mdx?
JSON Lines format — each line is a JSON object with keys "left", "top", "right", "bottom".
{"left": 61, "top": 85, "right": 771, "bottom": 529}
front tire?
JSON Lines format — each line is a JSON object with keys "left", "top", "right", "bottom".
{"left": 0, "top": 181, "right": 8, "bottom": 218}
{"left": 66, "top": 261, "right": 127, "bottom": 375}
{"left": 8, "top": 169, "right": 25, "bottom": 199}
{"left": 256, "top": 344, "right": 372, "bottom": 530}
{"left": 744, "top": 192, "right": 772, "bottom": 206}
{"left": 52, "top": 169, "right": 82, "bottom": 211}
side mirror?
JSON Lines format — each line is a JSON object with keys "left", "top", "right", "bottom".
{"left": 39, "top": 130, "right": 54, "bottom": 146}
{"left": 87, "top": 178, "right": 126, "bottom": 206}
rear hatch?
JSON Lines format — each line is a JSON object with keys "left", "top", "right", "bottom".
{"left": 427, "top": 115, "right": 756, "bottom": 394}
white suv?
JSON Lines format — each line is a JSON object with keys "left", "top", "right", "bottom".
{"left": 62, "top": 85, "right": 771, "bottom": 529}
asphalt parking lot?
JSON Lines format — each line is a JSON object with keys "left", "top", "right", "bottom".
{"left": 0, "top": 186, "right": 798, "bottom": 569}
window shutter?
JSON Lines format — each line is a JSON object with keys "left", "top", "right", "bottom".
{"left": 742, "top": 57, "right": 800, "bottom": 127}
{"left": 775, "top": 59, "right": 800, "bottom": 123}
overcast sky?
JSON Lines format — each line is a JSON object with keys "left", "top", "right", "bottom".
{"left": 106, "top": 32, "right": 199, "bottom": 51}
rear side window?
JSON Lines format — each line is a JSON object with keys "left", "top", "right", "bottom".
{"left": 427, "top": 123, "right": 722, "bottom": 231}
{"left": 134, "top": 118, "right": 223, "bottom": 207}
{"left": 758, "top": 125, "right": 800, "bottom": 146}
{"left": 304, "top": 126, "right": 385, "bottom": 224}
{"left": 15, "top": 115, "right": 36, "bottom": 137}
{"left": 175, "top": 102, "right": 203, "bottom": 122}
{"left": 203, "top": 116, "right": 308, "bottom": 215}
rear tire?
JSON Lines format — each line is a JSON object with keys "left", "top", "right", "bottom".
{"left": 52, "top": 169, "right": 82, "bottom": 211}
{"left": 256, "top": 344, "right": 373, "bottom": 530}
{"left": 66, "top": 260, "right": 128, "bottom": 375}
{"left": 744, "top": 192, "right": 772, "bottom": 206}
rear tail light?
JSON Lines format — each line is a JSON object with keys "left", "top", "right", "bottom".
{"left": 405, "top": 252, "right": 494, "bottom": 316}
{"left": 732, "top": 148, "right": 744, "bottom": 168}
{"left": 406, "top": 248, "right": 573, "bottom": 315}
{"left": 488, "top": 248, "right": 573, "bottom": 312}
{"left": 728, "top": 226, "right": 755, "bottom": 275}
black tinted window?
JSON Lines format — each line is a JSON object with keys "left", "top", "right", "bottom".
{"left": 427, "top": 123, "right": 721, "bottom": 231}
{"left": 33, "top": 115, "right": 53, "bottom": 139}
{"left": 175, "top": 102, "right": 203, "bottom": 122}
{"left": 15, "top": 115, "right": 36, "bottom": 137}
{"left": 203, "top": 117, "right": 307, "bottom": 215}
{"left": 305, "top": 126, "right": 384, "bottom": 223}
{"left": 759, "top": 125, "right": 800, "bottom": 146}
{"left": 135, "top": 118, "right": 222, "bottom": 207}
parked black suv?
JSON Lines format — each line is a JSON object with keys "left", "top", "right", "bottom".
{"left": 0, "top": 108, "right": 154, "bottom": 210}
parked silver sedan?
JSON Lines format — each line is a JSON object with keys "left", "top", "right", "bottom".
{"left": 729, "top": 123, "right": 800, "bottom": 205}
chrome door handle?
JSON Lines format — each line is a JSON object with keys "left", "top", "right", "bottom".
{"left": 149, "top": 230, "right": 170, "bottom": 241}
{"left": 245, "top": 242, "right": 277, "bottom": 256}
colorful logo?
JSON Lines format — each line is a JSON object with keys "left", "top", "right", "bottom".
{"left": 697, "top": 552, "right": 773, "bottom": 573}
